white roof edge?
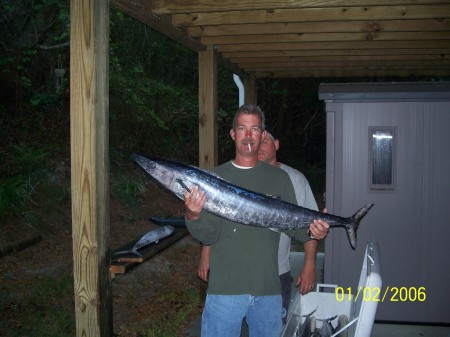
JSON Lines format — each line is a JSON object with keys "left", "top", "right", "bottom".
{"left": 318, "top": 82, "right": 450, "bottom": 102}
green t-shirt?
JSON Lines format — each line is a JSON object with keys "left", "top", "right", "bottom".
{"left": 186, "top": 160, "right": 310, "bottom": 296}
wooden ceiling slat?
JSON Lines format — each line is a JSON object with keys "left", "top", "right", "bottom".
{"left": 170, "top": 5, "right": 450, "bottom": 27}
{"left": 230, "top": 54, "right": 450, "bottom": 63}
{"left": 248, "top": 70, "right": 450, "bottom": 77}
{"left": 152, "top": 0, "right": 450, "bottom": 14}
{"left": 223, "top": 49, "right": 450, "bottom": 59}
{"left": 240, "top": 60, "right": 450, "bottom": 70}
{"left": 201, "top": 32, "right": 450, "bottom": 45}
{"left": 187, "top": 19, "right": 450, "bottom": 37}
{"left": 259, "top": 65, "right": 450, "bottom": 71}
{"left": 218, "top": 40, "right": 450, "bottom": 52}
{"left": 238, "top": 55, "right": 450, "bottom": 65}
{"left": 247, "top": 64, "right": 450, "bottom": 70}
{"left": 255, "top": 69, "right": 450, "bottom": 78}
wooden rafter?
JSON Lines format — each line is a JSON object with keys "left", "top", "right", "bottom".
{"left": 170, "top": 5, "right": 450, "bottom": 26}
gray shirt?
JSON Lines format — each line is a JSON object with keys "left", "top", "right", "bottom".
{"left": 278, "top": 163, "right": 319, "bottom": 274}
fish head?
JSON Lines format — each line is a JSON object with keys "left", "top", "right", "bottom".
{"left": 132, "top": 153, "right": 157, "bottom": 172}
{"left": 132, "top": 154, "right": 187, "bottom": 199}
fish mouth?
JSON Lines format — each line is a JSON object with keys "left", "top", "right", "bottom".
{"left": 132, "top": 153, "right": 156, "bottom": 169}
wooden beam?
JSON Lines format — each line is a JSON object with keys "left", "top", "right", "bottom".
{"left": 187, "top": 19, "right": 450, "bottom": 37}
{"left": 70, "top": 0, "right": 112, "bottom": 336}
{"left": 110, "top": 0, "right": 246, "bottom": 76}
{"left": 111, "top": 0, "right": 205, "bottom": 52}
{"left": 229, "top": 52, "right": 450, "bottom": 62}
{"left": 218, "top": 40, "right": 450, "bottom": 52}
{"left": 222, "top": 48, "right": 450, "bottom": 59}
{"left": 201, "top": 31, "right": 450, "bottom": 45}
{"left": 170, "top": 5, "right": 450, "bottom": 27}
{"left": 244, "top": 73, "right": 257, "bottom": 105}
{"left": 217, "top": 54, "right": 247, "bottom": 78}
{"left": 249, "top": 69, "right": 450, "bottom": 78}
{"left": 152, "top": 0, "right": 450, "bottom": 14}
{"left": 239, "top": 60, "right": 450, "bottom": 70}
{"left": 255, "top": 68, "right": 450, "bottom": 78}
{"left": 198, "top": 45, "right": 218, "bottom": 169}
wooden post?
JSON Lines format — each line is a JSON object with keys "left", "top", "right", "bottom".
{"left": 198, "top": 45, "right": 218, "bottom": 169}
{"left": 244, "top": 72, "right": 257, "bottom": 105}
{"left": 70, "top": 0, "right": 112, "bottom": 336}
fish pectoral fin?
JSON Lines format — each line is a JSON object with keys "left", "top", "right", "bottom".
{"left": 177, "top": 179, "right": 191, "bottom": 193}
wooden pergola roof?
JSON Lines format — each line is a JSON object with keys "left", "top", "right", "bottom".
{"left": 112, "top": 0, "right": 450, "bottom": 79}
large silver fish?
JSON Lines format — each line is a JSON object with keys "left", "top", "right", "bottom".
{"left": 132, "top": 154, "right": 374, "bottom": 249}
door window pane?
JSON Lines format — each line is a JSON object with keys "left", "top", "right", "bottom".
{"left": 370, "top": 128, "right": 395, "bottom": 190}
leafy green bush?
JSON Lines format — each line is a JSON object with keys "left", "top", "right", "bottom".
{"left": 0, "top": 146, "right": 49, "bottom": 221}
{"left": 111, "top": 172, "right": 147, "bottom": 208}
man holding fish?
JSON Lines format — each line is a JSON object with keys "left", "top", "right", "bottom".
{"left": 197, "top": 127, "right": 325, "bottom": 324}
{"left": 184, "top": 104, "right": 329, "bottom": 337}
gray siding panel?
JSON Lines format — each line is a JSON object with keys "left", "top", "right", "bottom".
{"left": 425, "top": 104, "right": 450, "bottom": 322}
{"left": 324, "top": 91, "right": 450, "bottom": 323}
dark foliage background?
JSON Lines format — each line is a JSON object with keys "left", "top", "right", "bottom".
{"left": 0, "top": 0, "right": 328, "bottom": 224}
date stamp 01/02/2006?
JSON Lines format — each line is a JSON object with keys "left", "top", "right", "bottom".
{"left": 335, "top": 286, "right": 426, "bottom": 303}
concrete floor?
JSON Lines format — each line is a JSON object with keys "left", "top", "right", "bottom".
{"left": 184, "top": 251, "right": 450, "bottom": 337}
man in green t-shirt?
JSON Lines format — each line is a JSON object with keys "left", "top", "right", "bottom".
{"left": 184, "top": 104, "right": 329, "bottom": 337}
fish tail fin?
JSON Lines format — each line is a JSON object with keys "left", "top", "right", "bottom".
{"left": 346, "top": 202, "right": 374, "bottom": 249}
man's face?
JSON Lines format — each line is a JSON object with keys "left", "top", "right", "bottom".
{"left": 258, "top": 133, "right": 279, "bottom": 164}
{"left": 230, "top": 113, "right": 265, "bottom": 156}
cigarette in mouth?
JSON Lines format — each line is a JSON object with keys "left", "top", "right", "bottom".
{"left": 248, "top": 143, "right": 251, "bottom": 151}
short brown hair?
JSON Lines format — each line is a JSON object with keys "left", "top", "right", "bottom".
{"left": 232, "top": 104, "right": 266, "bottom": 131}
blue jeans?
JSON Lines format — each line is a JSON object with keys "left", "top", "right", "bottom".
{"left": 201, "top": 294, "right": 282, "bottom": 337}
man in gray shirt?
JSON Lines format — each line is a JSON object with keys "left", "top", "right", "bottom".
{"left": 258, "top": 129, "right": 325, "bottom": 321}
